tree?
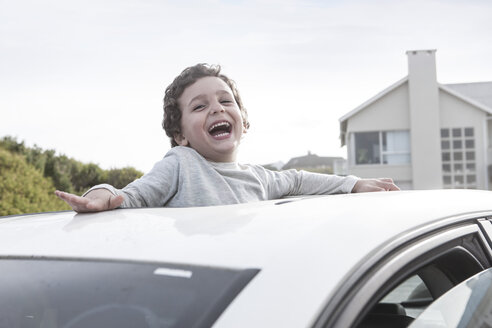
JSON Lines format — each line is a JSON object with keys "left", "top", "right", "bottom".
{"left": 107, "top": 167, "right": 143, "bottom": 189}
{"left": 0, "top": 149, "right": 70, "bottom": 216}
{"left": 0, "top": 136, "right": 26, "bottom": 154}
{"left": 75, "top": 163, "right": 107, "bottom": 192}
{"left": 0, "top": 136, "right": 144, "bottom": 214}
{"left": 43, "top": 150, "right": 78, "bottom": 193}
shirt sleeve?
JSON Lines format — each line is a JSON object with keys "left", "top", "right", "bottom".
{"left": 254, "top": 167, "right": 360, "bottom": 199}
{"left": 83, "top": 150, "right": 180, "bottom": 208}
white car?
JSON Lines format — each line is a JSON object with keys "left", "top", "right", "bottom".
{"left": 1, "top": 189, "right": 492, "bottom": 328}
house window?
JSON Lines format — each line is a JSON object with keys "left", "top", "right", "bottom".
{"left": 354, "top": 131, "right": 410, "bottom": 165}
{"left": 355, "top": 132, "right": 380, "bottom": 164}
{"left": 441, "top": 127, "right": 477, "bottom": 189}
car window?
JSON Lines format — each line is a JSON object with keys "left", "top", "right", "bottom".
{"left": 409, "top": 268, "right": 492, "bottom": 327}
{"left": 380, "top": 275, "right": 432, "bottom": 318}
{"left": 356, "top": 275, "right": 434, "bottom": 328}
{"left": 355, "top": 240, "right": 489, "bottom": 328}
{"left": 0, "top": 258, "right": 258, "bottom": 328}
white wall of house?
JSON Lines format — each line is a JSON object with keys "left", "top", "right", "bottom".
{"left": 346, "top": 82, "right": 410, "bottom": 132}
{"left": 345, "top": 82, "right": 413, "bottom": 187}
{"left": 347, "top": 161, "right": 413, "bottom": 186}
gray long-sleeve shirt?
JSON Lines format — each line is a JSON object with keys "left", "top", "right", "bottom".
{"left": 87, "top": 146, "right": 359, "bottom": 208}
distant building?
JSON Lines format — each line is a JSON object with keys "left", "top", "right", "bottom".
{"left": 282, "top": 151, "right": 346, "bottom": 174}
{"left": 339, "top": 50, "right": 492, "bottom": 190}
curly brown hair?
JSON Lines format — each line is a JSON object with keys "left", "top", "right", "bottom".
{"left": 162, "top": 63, "right": 250, "bottom": 147}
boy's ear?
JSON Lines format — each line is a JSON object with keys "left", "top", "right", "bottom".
{"left": 174, "top": 133, "right": 189, "bottom": 146}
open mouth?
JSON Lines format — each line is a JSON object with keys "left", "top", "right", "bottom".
{"left": 208, "top": 121, "right": 232, "bottom": 138}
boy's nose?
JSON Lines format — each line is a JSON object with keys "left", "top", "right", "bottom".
{"left": 210, "top": 102, "right": 225, "bottom": 114}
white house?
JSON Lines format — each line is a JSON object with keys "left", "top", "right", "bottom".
{"left": 339, "top": 50, "right": 492, "bottom": 190}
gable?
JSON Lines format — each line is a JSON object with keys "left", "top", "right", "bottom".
{"left": 345, "top": 80, "right": 410, "bottom": 131}
{"left": 439, "top": 88, "right": 489, "bottom": 127}
{"left": 439, "top": 84, "right": 492, "bottom": 115}
{"left": 339, "top": 77, "right": 409, "bottom": 146}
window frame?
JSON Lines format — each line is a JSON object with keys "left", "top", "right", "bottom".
{"left": 441, "top": 127, "right": 477, "bottom": 189}
{"left": 352, "top": 130, "right": 411, "bottom": 166}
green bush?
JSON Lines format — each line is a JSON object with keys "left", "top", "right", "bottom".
{"left": 0, "top": 149, "right": 70, "bottom": 216}
{"left": 0, "top": 136, "right": 144, "bottom": 216}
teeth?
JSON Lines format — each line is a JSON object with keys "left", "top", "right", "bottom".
{"left": 208, "top": 122, "right": 230, "bottom": 132}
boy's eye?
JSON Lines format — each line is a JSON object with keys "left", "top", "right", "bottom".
{"left": 193, "top": 105, "right": 205, "bottom": 111}
{"left": 220, "top": 99, "right": 233, "bottom": 104}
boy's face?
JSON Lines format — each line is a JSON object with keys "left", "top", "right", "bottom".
{"left": 175, "top": 76, "right": 246, "bottom": 162}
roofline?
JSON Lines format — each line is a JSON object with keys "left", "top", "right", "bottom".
{"left": 445, "top": 81, "right": 492, "bottom": 87}
{"left": 339, "top": 78, "right": 492, "bottom": 124}
{"left": 438, "top": 84, "right": 492, "bottom": 115}
{"left": 338, "top": 77, "right": 492, "bottom": 147}
{"left": 339, "top": 76, "right": 408, "bottom": 124}
{"left": 338, "top": 76, "right": 408, "bottom": 146}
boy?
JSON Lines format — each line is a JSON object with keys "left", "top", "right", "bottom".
{"left": 56, "top": 64, "right": 398, "bottom": 212}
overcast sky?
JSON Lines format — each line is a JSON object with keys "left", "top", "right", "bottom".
{"left": 1, "top": 0, "right": 492, "bottom": 172}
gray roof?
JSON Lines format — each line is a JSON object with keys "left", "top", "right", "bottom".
{"left": 444, "top": 81, "right": 492, "bottom": 109}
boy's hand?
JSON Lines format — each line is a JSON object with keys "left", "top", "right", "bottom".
{"left": 55, "top": 189, "right": 124, "bottom": 213}
{"left": 352, "top": 178, "right": 400, "bottom": 193}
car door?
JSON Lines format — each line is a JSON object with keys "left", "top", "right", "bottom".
{"left": 313, "top": 215, "right": 492, "bottom": 328}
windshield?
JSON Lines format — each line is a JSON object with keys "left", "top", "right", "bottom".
{"left": 0, "top": 258, "right": 258, "bottom": 328}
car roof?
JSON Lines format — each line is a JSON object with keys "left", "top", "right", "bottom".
{"left": 2, "top": 189, "right": 492, "bottom": 327}
{"left": 1, "top": 189, "right": 491, "bottom": 267}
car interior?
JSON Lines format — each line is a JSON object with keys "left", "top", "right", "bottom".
{"left": 356, "top": 233, "right": 491, "bottom": 328}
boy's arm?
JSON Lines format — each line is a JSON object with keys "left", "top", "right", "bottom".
{"left": 55, "top": 189, "right": 124, "bottom": 213}
{"left": 258, "top": 168, "right": 356, "bottom": 197}
{"left": 260, "top": 168, "right": 399, "bottom": 198}
{"left": 77, "top": 148, "right": 182, "bottom": 208}
{"left": 55, "top": 149, "right": 181, "bottom": 212}
{"left": 351, "top": 178, "right": 400, "bottom": 192}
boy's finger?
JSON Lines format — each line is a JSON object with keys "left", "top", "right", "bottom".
{"left": 55, "top": 190, "right": 92, "bottom": 212}
{"left": 386, "top": 183, "right": 400, "bottom": 191}
{"left": 378, "top": 180, "right": 400, "bottom": 191}
{"left": 55, "top": 191, "right": 84, "bottom": 204}
{"left": 374, "top": 181, "right": 399, "bottom": 191}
